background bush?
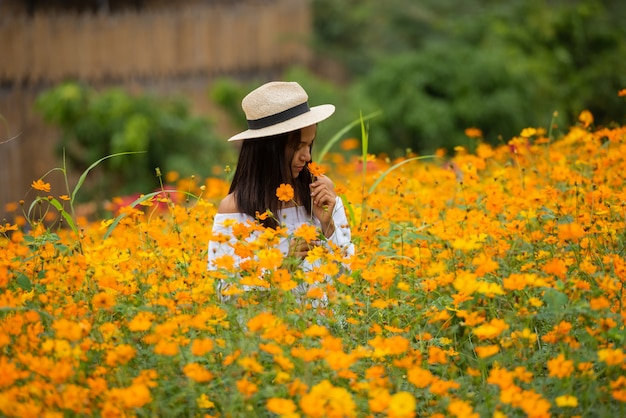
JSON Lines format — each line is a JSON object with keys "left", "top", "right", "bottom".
{"left": 36, "top": 82, "right": 234, "bottom": 203}
{"left": 307, "top": 0, "right": 626, "bottom": 155}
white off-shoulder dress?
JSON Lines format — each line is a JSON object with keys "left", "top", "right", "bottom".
{"left": 207, "top": 196, "right": 354, "bottom": 300}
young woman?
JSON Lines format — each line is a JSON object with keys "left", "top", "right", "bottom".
{"left": 207, "top": 81, "right": 353, "bottom": 298}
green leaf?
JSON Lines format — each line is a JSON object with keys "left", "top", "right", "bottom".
{"left": 543, "top": 288, "right": 568, "bottom": 313}
{"left": 16, "top": 272, "right": 32, "bottom": 291}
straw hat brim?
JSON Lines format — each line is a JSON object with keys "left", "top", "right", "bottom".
{"left": 228, "top": 104, "right": 336, "bottom": 141}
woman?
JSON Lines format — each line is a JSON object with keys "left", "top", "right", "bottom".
{"left": 207, "top": 81, "right": 353, "bottom": 299}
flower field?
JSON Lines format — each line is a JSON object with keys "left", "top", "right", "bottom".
{"left": 1, "top": 114, "right": 626, "bottom": 417}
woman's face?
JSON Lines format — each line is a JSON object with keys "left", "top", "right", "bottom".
{"left": 289, "top": 124, "right": 316, "bottom": 178}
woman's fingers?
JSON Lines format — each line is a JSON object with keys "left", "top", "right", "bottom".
{"left": 290, "top": 239, "right": 322, "bottom": 259}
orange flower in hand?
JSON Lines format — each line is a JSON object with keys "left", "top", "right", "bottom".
{"left": 276, "top": 183, "right": 294, "bottom": 202}
{"left": 307, "top": 161, "right": 326, "bottom": 177}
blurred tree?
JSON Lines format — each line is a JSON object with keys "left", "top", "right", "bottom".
{"left": 312, "top": 0, "right": 626, "bottom": 155}
{"left": 36, "top": 82, "right": 234, "bottom": 203}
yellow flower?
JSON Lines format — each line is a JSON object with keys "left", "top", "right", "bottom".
{"left": 388, "top": 391, "right": 416, "bottom": 418}
{"left": 196, "top": 393, "right": 215, "bottom": 409}
{"left": 555, "top": 395, "right": 578, "bottom": 407}
{"left": 598, "top": 348, "right": 625, "bottom": 366}
{"left": 276, "top": 183, "right": 294, "bottom": 202}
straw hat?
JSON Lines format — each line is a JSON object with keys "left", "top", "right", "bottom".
{"left": 228, "top": 81, "right": 335, "bottom": 141}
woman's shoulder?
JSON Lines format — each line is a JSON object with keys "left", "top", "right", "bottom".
{"left": 217, "top": 193, "right": 239, "bottom": 214}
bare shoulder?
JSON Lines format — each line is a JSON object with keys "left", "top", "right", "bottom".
{"left": 217, "top": 193, "right": 239, "bottom": 214}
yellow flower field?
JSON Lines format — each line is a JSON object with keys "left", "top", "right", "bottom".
{"left": 1, "top": 114, "right": 625, "bottom": 417}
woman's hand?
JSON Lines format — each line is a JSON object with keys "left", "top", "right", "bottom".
{"left": 310, "top": 175, "right": 337, "bottom": 237}
{"left": 289, "top": 238, "right": 322, "bottom": 260}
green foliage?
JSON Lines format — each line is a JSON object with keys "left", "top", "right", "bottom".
{"left": 313, "top": 0, "right": 626, "bottom": 155}
{"left": 36, "top": 82, "right": 234, "bottom": 202}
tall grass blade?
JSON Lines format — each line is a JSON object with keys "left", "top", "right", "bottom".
{"left": 315, "top": 110, "right": 381, "bottom": 163}
{"left": 71, "top": 151, "right": 145, "bottom": 206}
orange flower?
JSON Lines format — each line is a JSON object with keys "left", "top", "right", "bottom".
{"left": 340, "top": 137, "right": 360, "bottom": 151}
{"left": 618, "top": 88, "right": 626, "bottom": 97}
{"left": 276, "top": 183, "right": 294, "bottom": 202}
{"left": 92, "top": 292, "right": 116, "bottom": 310}
{"left": 236, "top": 378, "right": 258, "bottom": 398}
{"left": 547, "top": 353, "right": 574, "bottom": 378}
{"left": 448, "top": 399, "right": 479, "bottom": 418}
{"left": 294, "top": 223, "right": 319, "bottom": 243}
{"left": 127, "top": 312, "right": 155, "bottom": 332}
{"left": 472, "top": 318, "right": 509, "bottom": 340}
{"left": 183, "top": 362, "right": 214, "bottom": 383}
{"left": 464, "top": 127, "right": 483, "bottom": 138}
{"left": 266, "top": 398, "right": 297, "bottom": 416}
{"left": 307, "top": 161, "right": 326, "bottom": 177}
{"left": 578, "top": 110, "right": 594, "bottom": 128}
{"left": 190, "top": 338, "right": 214, "bottom": 356}
{"left": 475, "top": 344, "right": 500, "bottom": 359}
{"left": 598, "top": 348, "right": 625, "bottom": 366}
{"left": 31, "top": 179, "right": 51, "bottom": 192}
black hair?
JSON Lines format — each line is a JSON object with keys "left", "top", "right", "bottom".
{"left": 229, "top": 129, "right": 313, "bottom": 228}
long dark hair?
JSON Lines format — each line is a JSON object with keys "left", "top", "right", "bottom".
{"left": 229, "top": 129, "right": 313, "bottom": 228}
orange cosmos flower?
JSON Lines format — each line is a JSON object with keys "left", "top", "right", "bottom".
{"left": 407, "top": 367, "right": 434, "bottom": 388}
{"left": 578, "top": 110, "right": 594, "bottom": 128}
{"left": 127, "top": 312, "right": 155, "bottom": 332}
{"left": 190, "top": 338, "right": 214, "bottom": 356}
{"left": 92, "top": 292, "right": 116, "bottom": 310}
{"left": 276, "top": 183, "right": 294, "bottom": 202}
{"left": 236, "top": 378, "right": 258, "bottom": 398}
{"left": 547, "top": 353, "right": 574, "bottom": 378}
{"left": 472, "top": 318, "right": 509, "bottom": 340}
{"left": 465, "top": 127, "right": 483, "bottom": 138}
{"left": 448, "top": 399, "right": 479, "bottom": 418}
{"left": 475, "top": 344, "right": 500, "bottom": 359}
{"left": 52, "top": 318, "right": 84, "bottom": 341}
{"left": 340, "top": 137, "right": 360, "bottom": 151}
{"left": 266, "top": 398, "right": 297, "bottom": 416}
{"left": 618, "top": 88, "right": 626, "bottom": 96}
{"left": 183, "top": 362, "right": 214, "bottom": 383}
{"left": 154, "top": 340, "right": 179, "bottom": 356}
{"left": 307, "top": 161, "right": 326, "bottom": 177}
{"left": 294, "top": 223, "right": 319, "bottom": 243}
{"left": 31, "top": 179, "right": 51, "bottom": 192}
